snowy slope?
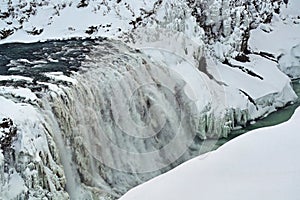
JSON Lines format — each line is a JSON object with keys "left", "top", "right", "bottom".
{"left": 1, "top": 0, "right": 299, "bottom": 79}
{"left": 0, "top": 0, "right": 200, "bottom": 43}
{"left": 249, "top": 0, "right": 300, "bottom": 78}
{"left": 120, "top": 107, "right": 300, "bottom": 200}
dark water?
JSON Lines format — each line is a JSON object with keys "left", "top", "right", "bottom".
{"left": 0, "top": 38, "right": 118, "bottom": 85}
{"left": 0, "top": 39, "right": 85, "bottom": 75}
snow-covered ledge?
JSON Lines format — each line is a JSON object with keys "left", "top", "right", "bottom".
{"left": 120, "top": 107, "right": 300, "bottom": 200}
{"left": 249, "top": 0, "right": 300, "bottom": 79}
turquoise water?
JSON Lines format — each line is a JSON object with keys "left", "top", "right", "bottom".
{"left": 214, "top": 80, "right": 300, "bottom": 148}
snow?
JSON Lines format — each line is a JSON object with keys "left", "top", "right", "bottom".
{"left": 0, "top": 0, "right": 157, "bottom": 44}
{"left": 0, "top": 0, "right": 299, "bottom": 199}
{"left": 143, "top": 49, "right": 216, "bottom": 112}
{"left": 120, "top": 107, "right": 300, "bottom": 200}
{"left": 0, "top": 75, "right": 33, "bottom": 83}
{"left": 0, "top": 96, "right": 38, "bottom": 199}
{"left": 278, "top": 44, "right": 300, "bottom": 78}
{"left": 280, "top": 0, "right": 300, "bottom": 17}
{"left": 249, "top": 17, "right": 300, "bottom": 56}
{"left": 45, "top": 72, "right": 78, "bottom": 84}
{"left": 218, "top": 54, "right": 292, "bottom": 99}
{"left": 249, "top": 0, "right": 300, "bottom": 78}
{"left": 0, "top": 96, "right": 38, "bottom": 123}
{"left": 1, "top": 170, "right": 25, "bottom": 199}
{"left": 143, "top": 46, "right": 297, "bottom": 128}
{"left": 0, "top": 91, "right": 68, "bottom": 199}
{"left": 0, "top": 86, "right": 37, "bottom": 101}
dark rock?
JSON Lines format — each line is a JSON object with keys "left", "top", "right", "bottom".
{"left": 0, "top": 29, "right": 14, "bottom": 39}
{"left": 85, "top": 26, "right": 98, "bottom": 35}
{"left": 77, "top": 0, "right": 89, "bottom": 8}
{"left": 0, "top": 12, "right": 10, "bottom": 19}
{"left": 26, "top": 28, "right": 44, "bottom": 35}
{"left": 0, "top": 118, "right": 17, "bottom": 151}
{"left": 235, "top": 54, "right": 250, "bottom": 62}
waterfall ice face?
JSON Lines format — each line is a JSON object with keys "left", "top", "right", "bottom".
{"left": 42, "top": 39, "right": 296, "bottom": 197}
{"left": 23, "top": 39, "right": 231, "bottom": 197}
{"left": 47, "top": 40, "right": 204, "bottom": 196}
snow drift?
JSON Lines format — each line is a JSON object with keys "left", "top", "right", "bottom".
{"left": 120, "top": 107, "right": 300, "bottom": 200}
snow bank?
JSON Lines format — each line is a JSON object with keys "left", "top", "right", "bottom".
{"left": 120, "top": 107, "right": 300, "bottom": 200}
{"left": 142, "top": 47, "right": 297, "bottom": 137}
{"left": 0, "top": 0, "right": 199, "bottom": 44}
{"left": 249, "top": 0, "right": 300, "bottom": 78}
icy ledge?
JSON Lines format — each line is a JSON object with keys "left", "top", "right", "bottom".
{"left": 249, "top": 0, "right": 300, "bottom": 79}
{"left": 0, "top": 93, "right": 68, "bottom": 199}
{"left": 120, "top": 107, "right": 300, "bottom": 200}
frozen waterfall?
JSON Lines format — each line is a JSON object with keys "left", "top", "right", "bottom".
{"left": 0, "top": 38, "right": 297, "bottom": 199}
{"left": 42, "top": 40, "right": 221, "bottom": 197}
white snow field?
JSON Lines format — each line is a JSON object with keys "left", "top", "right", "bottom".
{"left": 120, "top": 107, "right": 300, "bottom": 200}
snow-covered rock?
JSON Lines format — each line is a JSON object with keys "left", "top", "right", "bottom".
{"left": 0, "top": 95, "right": 68, "bottom": 199}
{"left": 249, "top": 0, "right": 300, "bottom": 78}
